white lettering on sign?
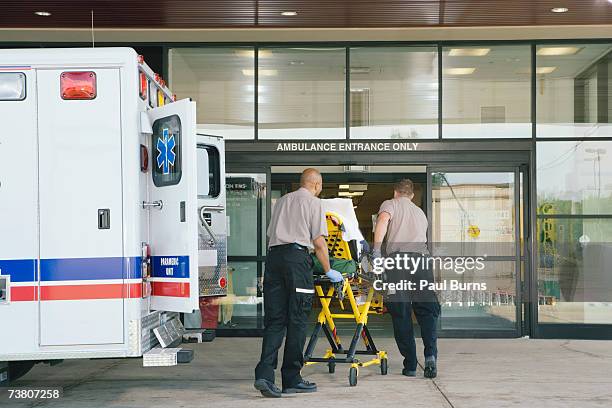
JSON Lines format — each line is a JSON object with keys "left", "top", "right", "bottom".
{"left": 276, "top": 142, "right": 419, "bottom": 152}
{"left": 160, "top": 257, "right": 179, "bottom": 266}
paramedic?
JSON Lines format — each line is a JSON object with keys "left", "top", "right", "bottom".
{"left": 373, "top": 179, "right": 440, "bottom": 379}
{"left": 254, "top": 168, "right": 343, "bottom": 398}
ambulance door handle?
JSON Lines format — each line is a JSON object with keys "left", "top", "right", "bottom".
{"left": 199, "top": 207, "right": 218, "bottom": 245}
{"left": 98, "top": 209, "right": 110, "bottom": 230}
{"left": 142, "top": 200, "right": 163, "bottom": 210}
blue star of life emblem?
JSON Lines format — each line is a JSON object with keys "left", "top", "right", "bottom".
{"left": 156, "top": 128, "right": 176, "bottom": 175}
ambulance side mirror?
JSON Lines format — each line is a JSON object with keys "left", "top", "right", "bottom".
{"left": 140, "top": 112, "right": 153, "bottom": 135}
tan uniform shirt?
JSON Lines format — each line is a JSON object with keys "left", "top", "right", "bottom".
{"left": 268, "top": 187, "right": 328, "bottom": 249}
{"left": 378, "top": 196, "right": 428, "bottom": 254}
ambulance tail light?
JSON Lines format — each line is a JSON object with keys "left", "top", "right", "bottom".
{"left": 61, "top": 71, "right": 96, "bottom": 100}
{"left": 139, "top": 72, "right": 147, "bottom": 100}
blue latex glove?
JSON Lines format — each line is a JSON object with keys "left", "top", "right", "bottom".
{"left": 372, "top": 248, "right": 382, "bottom": 259}
{"left": 325, "top": 268, "right": 343, "bottom": 283}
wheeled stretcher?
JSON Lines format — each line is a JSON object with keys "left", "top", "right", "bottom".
{"left": 304, "top": 211, "right": 387, "bottom": 387}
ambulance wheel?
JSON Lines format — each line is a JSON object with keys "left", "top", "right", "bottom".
{"left": 8, "top": 361, "right": 35, "bottom": 383}
{"left": 349, "top": 367, "right": 358, "bottom": 386}
{"left": 328, "top": 361, "right": 336, "bottom": 374}
{"left": 380, "top": 358, "right": 388, "bottom": 375}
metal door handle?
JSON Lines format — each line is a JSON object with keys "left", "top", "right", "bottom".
{"left": 199, "top": 206, "right": 218, "bottom": 245}
{"left": 142, "top": 200, "right": 163, "bottom": 210}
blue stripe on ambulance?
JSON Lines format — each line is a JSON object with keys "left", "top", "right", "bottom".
{"left": 1, "top": 256, "right": 190, "bottom": 282}
{"left": 0, "top": 259, "right": 37, "bottom": 282}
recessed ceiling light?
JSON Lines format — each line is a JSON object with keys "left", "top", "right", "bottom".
{"left": 537, "top": 46, "right": 582, "bottom": 56}
{"left": 281, "top": 11, "right": 298, "bottom": 16}
{"left": 234, "top": 49, "right": 272, "bottom": 58}
{"left": 536, "top": 66, "right": 557, "bottom": 74}
{"left": 444, "top": 67, "right": 476, "bottom": 75}
{"left": 35, "top": 11, "right": 51, "bottom": 16}
{"left": 448, "top": 48, "right": 491, "bottom": 57}
{"left": 516, "top": 66, "right": 557, "bottom": 74}
{"left": 242, "top": 69, "right": 278, "bottom": 77}
{"left": 349, "top": 67, "right": 371, "bottom": 74}
{"left": 339, "top": 185, "right": 350, "bottom": 189}
{"left": 551, "top": 7, "right": 569, "bottom": 13}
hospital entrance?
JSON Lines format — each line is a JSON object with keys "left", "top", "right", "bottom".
{"left": 218, "top": 160, "right": 528, "bottom": 339}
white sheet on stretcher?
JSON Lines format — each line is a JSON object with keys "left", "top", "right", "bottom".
{"left": 321, "top": 198, "right": 365, "bottom": 243}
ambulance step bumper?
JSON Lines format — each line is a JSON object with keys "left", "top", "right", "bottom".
{"left": 142, "top": 347, "right": 194, "bottom": 367}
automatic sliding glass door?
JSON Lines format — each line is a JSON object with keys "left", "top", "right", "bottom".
{"left": 427, "top": 167, "right": 523, "bottom": 336}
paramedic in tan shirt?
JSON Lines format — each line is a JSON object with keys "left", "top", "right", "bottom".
{"left": 374, "top": 179, "right": 440, "bottom": 379}
{"left": 254, "top": 168, "right": 343, "bottom": 398}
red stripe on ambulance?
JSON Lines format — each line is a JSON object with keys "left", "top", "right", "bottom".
{"left": 151, "top": 281, "right": 190, "bottom": 297}
{"left": 11, "top": 286, "right": 38, "bottom": 301}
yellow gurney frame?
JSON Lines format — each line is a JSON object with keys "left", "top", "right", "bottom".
{"left": 303, "top": 212, "right": 387, "bottom": 387}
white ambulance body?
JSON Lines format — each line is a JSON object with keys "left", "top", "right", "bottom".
{"left": 0, "top": 48, "right": 227, "bottom": 378}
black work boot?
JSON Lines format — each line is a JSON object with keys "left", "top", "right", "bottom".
{"left": 424, "top": 356, "right": 437, "bottom": 379}
{"left": 254, "top": 379, "right": 282, "bottom": 398}
{"left": 402, "top": 368, "right": 417, "bottom": 377}
{"left": 282, "top": 379, "right": 317, "bottom": 394}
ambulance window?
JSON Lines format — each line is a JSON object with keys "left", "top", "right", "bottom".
{"left": 197, "top": 145, "right": 221, "bottom": 198}
{"left": 0, "top": 72, "right": 26, "bottom": 101}
{"left": 152, "top": 115, "right": 182, "bottom": 186}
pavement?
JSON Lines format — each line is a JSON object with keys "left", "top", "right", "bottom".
{"left": 4, "top": 337, "right": 612, "bottom": 408}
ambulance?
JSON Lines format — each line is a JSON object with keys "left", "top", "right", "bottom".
{"left": 0, "top": 48, "right": 227, "bottom": 383}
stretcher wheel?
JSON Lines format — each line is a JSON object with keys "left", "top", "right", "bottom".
{"left": 328, "top": 361, "right": 336, "bottom": 374}
{"left": 380, "top": 358, "right": 388, "bottom": 375}
{"left": 349, "top": 367, "right": 358, "bottom": 386}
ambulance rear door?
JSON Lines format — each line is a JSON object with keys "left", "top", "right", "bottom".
{"left": 147, "top": 99, "right": 199, "bottom": 313}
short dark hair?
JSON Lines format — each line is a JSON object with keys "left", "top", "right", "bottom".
{"left": 394, "top": 179, "right": 414, "bottom": 196}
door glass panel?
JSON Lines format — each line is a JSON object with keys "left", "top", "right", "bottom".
{"left": 222, "top": 174, "right": 266, "bottom": 330}
{"left": 222, "top": 261, "right": 260, "bottom": 328}
{"left": 431, "top": 171, "right": 518, "bottom": 332}
{"left": 537, "top": 218, "right": 612, "bottom": 324}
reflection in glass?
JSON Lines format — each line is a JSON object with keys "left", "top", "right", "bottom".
{"left": 431, "top": 172, "right": 516, "bottom": 247}
{"left": 431, "top": 172, "right": 518, "bottom": 331}
{"left": 169, "top": 48, "right": 254, "bottom": 139}
{"left": 227, "top": 174, "right": 266, "bottom": 256}
{"left": 536, "top": 44, "right": 612, "bottom": 138}
{"left": 219, "top": 262, "right": 261, "bottom": 329}
{"left": 442, "top": 45, "right": 531, "bottom": 138}
{"left": 258, "top": 47, "right": 346, "bottom": 140}
{"left": 537, "top": 141, "right": 612, "bottom": 215}
{"left": 537, "top": 218, "right": 612, "bottom": 324}
{"left": 350, "top": 47, "right": 438, "bottom": 139}
{"left": 438, "top": 261, "right": 516, "bottom": 331}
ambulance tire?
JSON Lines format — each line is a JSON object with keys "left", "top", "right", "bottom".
{"left": 8, "top": 361, "right": 35, "bottom": 383}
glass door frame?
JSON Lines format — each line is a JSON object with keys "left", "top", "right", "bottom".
{"left": 426, "top": 165, "right": 527, "bottom": 338}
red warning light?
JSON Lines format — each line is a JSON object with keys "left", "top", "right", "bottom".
{"left": 218, "top": 277, "right": 227, "bottom": 289}
{"left": 60, "top": 71, "right": 96, "bottom": 100}
{"left": 139, "top": 72, "right": 147, "bottom": 100}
